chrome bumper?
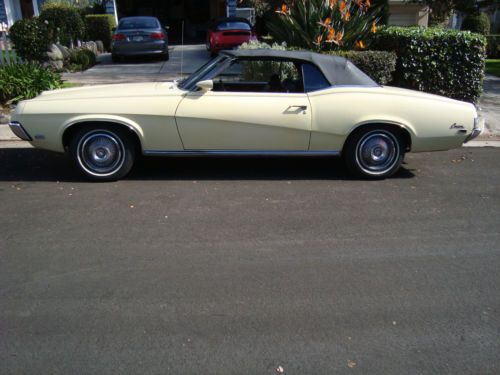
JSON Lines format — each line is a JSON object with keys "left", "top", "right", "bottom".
{"left": 464, "top": 116, "right": 484, "bottom": 143}
{"left": 8, "top": 121, "right": 32, "bottom": 141}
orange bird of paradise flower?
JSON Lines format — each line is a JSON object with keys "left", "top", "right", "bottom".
{"left": 365, "top": 0, "right": 371, "bottom": 8}
{"left": 339, "top": 1, "right": 347, "bottom": 14}
{"left": 326, "top": 26, "right": 336, "bottom": 42}
{"left": 314, "top": 34, "right": 323, "bottom": 46}
{"left": 334, "top": 31, "right": 343, "bottom": 45}
{"left": 329, "top": 0, "right": 337, "bottom": 8}
{"left": 355, "top": 40, "right": 366, "bottom": 49}
{"left": 343, "top": 11, "right": 350, "bottom": 21}
{"left": 371, "top": 21, "right": 377, "bottom": 33}
{"left": 276, "top": 3, "right": 290, "bottom": 14}
{"left": 318, "top": 17, "right": 332, "bottom": 27}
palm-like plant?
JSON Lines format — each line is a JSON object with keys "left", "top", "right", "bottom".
{"left": 267, "top": 0, "right": 382, "bottom": 51}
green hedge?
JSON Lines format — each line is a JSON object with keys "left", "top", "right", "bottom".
{"left": 85, "top": 14, "right": 116, "bottom": 51}
{"left": 0, "top": 63, "right": 62, "bottom": 103}
{"left": 9, "top": 18, "right": 50, "bottom": 62}
{"left": 39, "top": 3, "right": 85, "bottom": 46}
{"left": 324, "top": 50, "right": 397, "bottom": 85}
{"left": 372, "top": 27, "right": 486, "bottom": 103}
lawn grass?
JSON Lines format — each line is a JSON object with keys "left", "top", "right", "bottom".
{"left": 61, "top": 82, "right": 81, "bottom": 89}
{"left": 485, "top": 59, "right": 500, "bottom": 77}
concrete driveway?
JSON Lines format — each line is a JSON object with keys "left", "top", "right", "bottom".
{"left": 62, "top": 44, "right": 211, "bottom": 85}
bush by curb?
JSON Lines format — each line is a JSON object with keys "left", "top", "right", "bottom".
{"left": 0, "top": 63, "right": 62, "bottom": 104}
{"left": 39, "top": 3, "right": 85, "bottom": 46}
{"left": 9, "top": 18, "right": 50, "bottom": 62}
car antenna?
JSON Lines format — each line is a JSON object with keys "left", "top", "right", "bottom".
{"left": 180, "top": 20, "right": 184, "bottom": 80}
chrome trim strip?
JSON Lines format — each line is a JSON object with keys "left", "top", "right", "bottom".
{"left": 464, "top": 116, "right": 484, "bottom": 143}
{"left": 8, "top": 121, "right": 32, "bottom": 141}
{"left": 143, "top": 150, "right": 341, "bottom": 157}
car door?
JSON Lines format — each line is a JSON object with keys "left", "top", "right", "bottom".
{"left": 175, "top": 59, "right": 312, "bottom": 151}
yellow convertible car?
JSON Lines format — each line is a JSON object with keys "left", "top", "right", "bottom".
{"left": 10, "top": 49, "right": 483, "bottom": 181}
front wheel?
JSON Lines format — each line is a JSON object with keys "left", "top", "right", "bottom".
{"left": 344, "top": 127, "right": 404, "bottom": 179}
{"left": 70, "top": 126, "right": 135, "bottom": 181}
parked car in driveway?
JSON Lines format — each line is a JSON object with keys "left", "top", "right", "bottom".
{"left": 206, "top": 17, "right": 256, "bottom": 55}
{"left": 111, "top": 16, "right": 169, "bottom": 62}
{"left": 10, "top": 49, "right": 483, "bottom": 181}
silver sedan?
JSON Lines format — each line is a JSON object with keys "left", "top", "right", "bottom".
{"left": 111, "top": 16, "right": 169, "bottom": 62}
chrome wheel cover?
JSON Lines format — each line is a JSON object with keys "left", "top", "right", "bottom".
{"left": 355, "top": 131, "right": 400, "bottom": 175}
{"left": 77, "top": 131, "right": 125, "bottom": 177}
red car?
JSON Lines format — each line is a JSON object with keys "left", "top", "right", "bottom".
{"left": 206, "top": 17, "right": 257, "bottom": 55}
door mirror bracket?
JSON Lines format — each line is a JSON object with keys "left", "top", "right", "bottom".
{"left": 195, "top": 80, "right": 214, "bottom": 92}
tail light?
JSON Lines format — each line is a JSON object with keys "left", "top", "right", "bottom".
{"left": 112, "top": 33, "right": 126, "bottom": 41}
{"left": 151, "top": 32, "right": 166, "bottom": 40}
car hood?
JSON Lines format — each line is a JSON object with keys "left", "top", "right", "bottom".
{"left": 33, "top": 82, "right": 185, "bottom": 101}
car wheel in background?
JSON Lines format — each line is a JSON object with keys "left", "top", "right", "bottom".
{"left": 70, "top": 126, "right": 135, "bottom": 181}
{"left": 344, "top": 126, "right": 404, "bottom": 179}
{"left": 161, "top": 51, "right": 170, "bottom": 61}
{"left": 111, "top": 54, "right": 121, "bottom": 63}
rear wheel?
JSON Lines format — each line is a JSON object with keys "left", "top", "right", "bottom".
{"left": 70, "top": 126, "right": 135, "bottom": 181}
{"left": 111, "top": 54, "right": 121, "bottom": 63}
{"left": 161, "top": 51, "right": 170, "bottom": 61}
{"left": 344, "top": 127, "right": 404, "bottom": 179}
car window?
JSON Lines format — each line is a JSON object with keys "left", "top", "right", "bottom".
{"left": 211, "top": 59, "right": 303, "bottom": 93}
{"left": 119, "top": 19, "right": 160, "bottom": 30}
{"left": 302, "top": 63, "right": 331, "bottom": 92}
{"left": 178, "top": 55, "right": 231, "bottom": 91}
{"left": 215, "top": 22, "right": 251, "bottom": 31}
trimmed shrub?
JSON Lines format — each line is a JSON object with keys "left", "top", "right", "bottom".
{"left": 461, "top": 13, "right": 491, "bottom": 35}
{"left": 324, "top": 50, "right": 396, "bottom": 85}
{"left": 372, "top": 26, "right": 486, "bottom": 103}
{"left": 39, "top": 3, "right": 85, "bottom": 46}
{"left": 0, "top": 63, "right": 62, "bottom": 103}
{"left": 85, "top": 14, "right": 116, "bottom": 51}
{"left": 9, "top": 18, "right": 50, "bottom": 62}
{"left": 68, "top": 48, "right": 97, "bottom": 71}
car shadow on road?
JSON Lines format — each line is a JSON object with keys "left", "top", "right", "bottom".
{"left": 0, "top": 148, "right": 415, "bottom": 182}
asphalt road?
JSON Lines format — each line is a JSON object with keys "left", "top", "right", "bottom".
{"left": 0, "top": 147, "right": 499, "bottom": 374}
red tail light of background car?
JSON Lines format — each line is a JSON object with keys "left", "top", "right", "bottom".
{"left": 150, "top": 32, "right": 166, "bottom": 40}
{"left": 112, "top": 34, "right": 126, "bottom": 41}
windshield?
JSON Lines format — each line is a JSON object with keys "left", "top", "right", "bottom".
{"left": 118, "top": 18, "right": 160, "bottom": 30}
{"left": 178, "top": 55, "right": 232, "bottom": 91}
{"left": 216, "top": 22, "right": 251, "bottom": 31}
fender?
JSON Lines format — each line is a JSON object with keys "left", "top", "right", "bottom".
{"left": 60, "top": 114, "right": 145, "bottom": 146}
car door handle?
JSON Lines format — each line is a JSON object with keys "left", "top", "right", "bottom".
{"left": 289, "top": 105, "right": 307, "bottom": 110}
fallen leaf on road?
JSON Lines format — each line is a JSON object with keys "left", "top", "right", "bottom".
{"left": 276, "top": 365, "right": 284, "bottom": 373}
{"left": 347, "top": 360, "right": 356, "bottom": 368}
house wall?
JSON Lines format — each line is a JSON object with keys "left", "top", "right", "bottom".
{"left": 388, "top": 2, "right": 429, "bottom": 27}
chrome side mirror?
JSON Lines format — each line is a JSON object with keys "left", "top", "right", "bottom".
{"left": 196, "top": 80, "right": 213, "bottom": 92}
